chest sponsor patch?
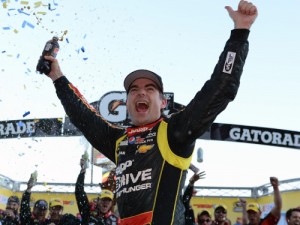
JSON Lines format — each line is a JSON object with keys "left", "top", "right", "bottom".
{"left": 136, "top": 144, "right": 154, "bottom": 154}
{"left": 128, "top": 136, "right": 135, "bottom": 144}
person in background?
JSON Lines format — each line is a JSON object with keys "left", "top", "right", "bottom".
{"left": 0, "top": 195, "right": 20, "bottom": 225}
{"left": 47, "top": 198, "right": 80, "bottom": 225}
{"left": 45, "top": 0, "right": 258, "bottom": 223}
{"left": 183, "top": 165, "right": 206, "bottom": 225}
{"left": 242, "top": 177, "right": 282, "bottom": 225}
{"left": 20, "top": 174, "right": 48, "bottom": 225}
{"left": 213, "top": 205, "right": 231, "bottom": 225}
{"left": 99, "top": 168, "right": 119, "bottom": 217}
{"left": 96, "top": 189, "right": 120, "bottom": 225}
{"left": 75, "top": 155, "right": 120, "bottom": 225}
{"left": 197, "top": 210, "right": 212, "bottom": 225}
{"left": 285, "top": 208, "right": 300, "bottom": 225}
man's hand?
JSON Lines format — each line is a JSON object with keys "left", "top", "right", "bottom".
{"left": 26, "top": 176, "right": 35, "bottom": 192}
{"left": 270, "top": 177, "right": 279, "bottom": 188}
{"left": 80, "top": 158, "right": 87, "bottom": 173}
{"left": 44, "top": 55, "right": 64, "bottom": 81}
{"left": 225, "top": 0, "right": 258, "bottom": 29}
{"left": 239, "top": 198, "right": 247, "bottom": 207}
{"left": 189, "top": 171, "right": 206, "bottom": 184}
{"left": 4, "top": 208, "right": 16, "bottom": 219}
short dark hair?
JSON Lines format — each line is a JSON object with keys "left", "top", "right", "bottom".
{"left": 197, "top": 210, "right": 211, "bottom": 221}
{"left": 286, "top": 208, "right": 300, "bottom": 221}
{"left": 34, "top": 199, "right": 48, "bottom": 210}
{"left": 7, "top": 196, "right": 20, "bottom": 204}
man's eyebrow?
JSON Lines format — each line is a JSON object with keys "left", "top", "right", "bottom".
{"left": 129, "top": 83, "right": 158, "bottom": 90}
{"left": 145, "top": 83, "right": 158, "bottom": 89}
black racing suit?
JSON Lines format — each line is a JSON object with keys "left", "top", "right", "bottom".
{"left": 75, "top": 171, "right": 119, "bottom": 225}
{"left": 75, "top": 171, "right": 104, "bottom": 225}
{"left": 20, "top": 191, "right": 48, "bottom": 225}
{"left": 183, "top": 184, "right": 196, "bottom": 225}
{"left": 54, "top": 29, "right": 250, "bottom": 225}
{"left": 47, "top": 214, "right": 81, "bottom": 225}
{"left": 0, "top": 209, "right": 20, "bottom": 225}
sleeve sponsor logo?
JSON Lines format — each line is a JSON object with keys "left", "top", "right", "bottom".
{"left": 223, "top": 51, "right": 236, "bottom": 74}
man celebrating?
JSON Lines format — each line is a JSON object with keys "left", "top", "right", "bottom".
{"left": 76, "top": 156, "right": 119, "bottom": 225}
{"left": 48, "top": 198, "right": 80, "bottom": 225}
{"left": 96, "top": 190, "right": 119, "bottom": 225}
{"left": 285, "top": 208, "right": 300, "bottom": 225}
{"left": 0, "top": 196, "right": 20, "bottom": 225}
{"left": 45, "top": 1, "right": 258, "bottom": 224}
{"left": 20, "top": 174, "right": 49, "bottom": 225}
{"left": 241, "top": 177, "right": 282, "bottom": 225}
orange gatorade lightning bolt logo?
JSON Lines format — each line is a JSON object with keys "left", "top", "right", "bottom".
{"left": 137, "top": 144, "right": 154, "bottom": 153}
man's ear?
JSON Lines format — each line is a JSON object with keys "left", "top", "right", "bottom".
{"left": 161, "top": 98, "right": 167, "bottom": 109}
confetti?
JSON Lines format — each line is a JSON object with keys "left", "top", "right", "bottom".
{"left": 21, "top": 20, "right": 34, "bottom": 28}
{"left": 18, "top": 9, "right": 30, "bottom": 16}
{"left": 34, "top": 1, "right": 42, "bottom": 8}
{"left": 48, "top": 3, "right": 55, "bottom": 11}
{"left": 23, "top": 111, "right": 30, "bottom": 117}
{"left": 36, "top": 11, "right": 46, "bottom": 15}
{"left": 17, "top": 121, "right": 25, "bottom": 127}
{"left": 81, "top": 46, "right": 85, "bottom": 52}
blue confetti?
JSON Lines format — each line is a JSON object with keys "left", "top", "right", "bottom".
{"left": 17, "top": 121, "right": 25, "bottom": 127}
{"left": 83, "top": 57, "right": 88, "bottom": 61}
{"left": 48, "top": 3, "right": 55, "bottom": 11}
{"left": 81, "top": 47, "right": 85, "bottom": 52}
{"left": 21, "top": 20, "right": 34, "bottom": 28}
{"left": 3, "top": 27, "right": 10, "bottom": 30}
{"left": 23, "top": 111, "right": 30, "bottom": 117}
{"left": 18, "top": 9, "right": 30, "bottom": 16}
{"left": 66, "top": 38, "right": 69, "bottom": 43}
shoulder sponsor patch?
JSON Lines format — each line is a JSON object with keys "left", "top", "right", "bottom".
{"left": 223, "top": 51, "right": 236, "bottom": 74}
